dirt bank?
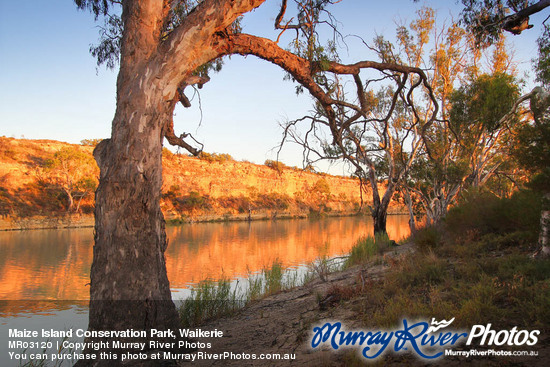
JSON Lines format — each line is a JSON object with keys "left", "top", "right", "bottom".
{"left": 183, "top": 242, "right": 549, "bottom": 366}
{"left": 185, "top": 243, "right": 415, "bottom": 367}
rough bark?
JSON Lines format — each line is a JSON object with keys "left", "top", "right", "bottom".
{"left": 536, "top": 192, "right": 550, "bottom": 258}
{"left": 372, "top": 205, "right": 388, "bottom": 235}
{"left": 77, "top": 1, "right": 267, "bottom": 365}
{"left": 501, "top": 0, "right": 550, "bottom": 35}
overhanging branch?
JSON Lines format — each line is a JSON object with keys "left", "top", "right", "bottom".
{"left": 501, "top": 0, "right": 550, "bottom": 35}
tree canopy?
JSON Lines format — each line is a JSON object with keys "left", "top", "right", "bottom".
{"left": 70, "top": 2, "right": 550, "bottom": 363}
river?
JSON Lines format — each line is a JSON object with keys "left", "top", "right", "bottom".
{"left": 0, "top": 215, "right": 410, "bottom": 365}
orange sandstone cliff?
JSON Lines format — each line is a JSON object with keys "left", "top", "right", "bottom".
{"left": 0, "top": 137, "right": 381, "bottom": 229}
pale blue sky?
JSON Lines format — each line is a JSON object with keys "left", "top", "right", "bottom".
{"left": 0, "top": 0, "right": 545, "bottom": 171}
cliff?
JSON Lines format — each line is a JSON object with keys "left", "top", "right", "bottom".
{"left": 0, "top": 137, "right": 380, "bottom": 230}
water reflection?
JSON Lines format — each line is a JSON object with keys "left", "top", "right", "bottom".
{"left": 165, "top": 215, "right": 410, "bottom": 291}
{"left": 0, "top": 228, "right": 93, "bottom": 301}
{"left": 0, "top": 215, "right": 410, "bottom": 309}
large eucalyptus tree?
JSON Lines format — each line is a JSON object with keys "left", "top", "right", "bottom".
{"left": 74, "top": 0, "right": 437, "bottom": 362}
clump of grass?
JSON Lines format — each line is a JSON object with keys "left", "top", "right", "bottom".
{"left": 345, "top": 232, "right": 393, "bottom": 267}
{"left": 178, "top": 278, "right": 241, "bottom": 327}
{"left": 388, "top": 251, "right": 447, "bottom": 288}
{"left": 245, "top": 268, "right": 265, "bottom": 301}
{"left": 179, "top": 255, "right": 346, "bottom": 327}
{"left": 263, "top": 260, "right": 284, "bottom": 295}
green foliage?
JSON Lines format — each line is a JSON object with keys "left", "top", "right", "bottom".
{"left": 513, "top": 117, "right": 550, "bottom": 188}
{"left": 345, "top": 233, "right": 392, "bottom": 267}
{"left": 179, "top": 258, "right": 325, "bottom": 327}
{"left": 42, "top": 147, "right": 98, "bottom": 212}
{"left": 459, "top": 0, "right": 534, "bottom": 46}
{"left": 44, "top": 147, "right": 95, "bottom": 171}
{"left": 76, "top": 0, "right": 235, "bottom": 75}
{"left": 459, "top": 1, "right": 549, "bottom": 87}
{"left": 450, "top": 72, "right": 520, "bottom": 132}
{"left": 253, "top": 192, "right": 291, "bottom": 211}
{"left": 280, "top": 1, "right": 340, "bottom": 94}
{"left": 263, "top": 260, "right": 284, "bottom": 295}
{"left": 217, "top": 195, "right": 251, "bottom": 213}
{"left": 178, "top": 278, "right": 241, "bottom": 327}
{"left": 312, "top": 178, "right": 330, "bottom": 196}
{"left": 413, "top": 226, "right": 442, "bottom": 253}
{"left": 445, "top": 190, "right": 541, "bottom": 242}
{"left": 74, "top": 0, "right": 111, "bottom": 19}
{"left": 535, "top": 26, "right": 550, "bottom": 87}
{"left": 360, "top": 192, "right": 550, "bottom": 330}
{"left": 174, "top": 191, "right": 211, "bottom": 212}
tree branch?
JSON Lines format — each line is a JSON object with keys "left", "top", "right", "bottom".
{"left": 501, "top": 0, "right": 550, "bottom": 35}
{"left": 156, "top": 0, "right": 266, "bottom": 97}
{"left": 164, "top": 75, "right": 210, "bottom": 155}
{"left": 215, "top": 32, "right": 438, "bottom": 145}
{"left": 164, "top": 120, "right": 202, "bottom": 156}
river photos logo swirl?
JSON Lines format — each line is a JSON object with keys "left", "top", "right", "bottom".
{"left": 310, "top": 318, "right": 540, "bottom": 360}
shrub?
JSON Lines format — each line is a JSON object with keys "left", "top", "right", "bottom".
{"left": 264, "top": 159, "right": 287, "bottom": 173}
{"left": 312, "top": 178, "right": 331, "bottom": 196}
{"left": 413, "top": 226, "right": 442, "bottom": 252}
{"left": 217, "top": 195, "right": 252, "bottom": 213}
{"left": 445, "top": 189, "right": 541, "bottom": 242}
{"left": 255, "top": 192, "right": 290, "bottom": 210}
{"left": 173, "top": 191, "right": 211, "bottom": 212}
{"left": 80, "top": 138, "right": 103, "bottom": 147}
{"left": 200, "top": 152, "right": 233, "bottom": 163}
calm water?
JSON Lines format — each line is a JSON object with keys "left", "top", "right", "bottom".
{"left": 0, "top": 216, "right": 409, "bottom": 365}
{"left": 0, "top": 215, "right": 410, "bottom": 305}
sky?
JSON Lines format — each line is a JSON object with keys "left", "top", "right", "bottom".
{"left": 0, "top": 0, "right": 546, "bottom": 172}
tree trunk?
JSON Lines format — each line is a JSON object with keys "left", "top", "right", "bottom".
{"left": 91, "top": 97, "right": 178, "bottom": 317}
{"left": 403, "top": 189, "right": 416, "bottom": 234}
{"left": 75, "top": 193, "right": 84, "bottom": 214}
{"left": 371, "top": 182, "right": 395, "bottom": 236}
{"left": 76, "top": 74, "right": 185, "bottom": 367}
{"left": 65, "top": 188, "right": 74, "bottom": 212}
{"left": 372, "top": 206, "right": 388, "bottom": 235}
{"left": 537, "top": 191, "right": 550, "bottom": 257}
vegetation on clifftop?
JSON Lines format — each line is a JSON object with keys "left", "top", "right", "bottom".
{"left": 0, "top": 137, "right": 371, "bottom": 225}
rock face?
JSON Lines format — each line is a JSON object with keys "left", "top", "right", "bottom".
{"left": 1, "top": 137, "right": 384, "bottom": 228}
{"left": 161, "top": 152, "right": 366, "bottom": 218}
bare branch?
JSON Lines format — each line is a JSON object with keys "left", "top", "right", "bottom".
{"left": 164, "top": 118, "right": 202, "bottom": 156}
